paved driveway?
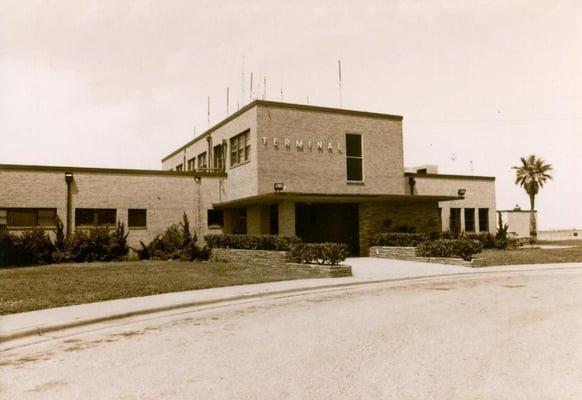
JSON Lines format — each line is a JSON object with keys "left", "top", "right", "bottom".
{"left": 2, "top": 265, "right": 581, "bottom": 399}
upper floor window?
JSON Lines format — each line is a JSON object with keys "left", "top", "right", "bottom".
{"left": 187, "top": 157, "right": 196, "bottom": 171}
{"left": 213, "top": 144, "right": 224, "bottom": 170}
{"left": 197, "top": 152, "right": 207, "bottom": 169}
{"left": 75, "top": 208, "right": 116, "bottom": 227}
{"left": 346, "top": 133, "right": 363, "bottom": 182}
{"left": 4, "top": 208, "right": 56, "bottom": 228}
{"left": 230, "top": 130, "right": 250, "bottom": 167}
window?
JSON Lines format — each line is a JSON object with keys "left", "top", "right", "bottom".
{"left": 197, "top": 152, "right": 207, "bottom": 169}
{"left": 207, "top": 209, "right": 224, "bottom": 227}
{"left": 128, "top": 209, "right": 147, "bottom": 228}
{"left": 213, "top": 144, "right": 224, "bottom": 170}
{"left": 464, "top": 208, "right": 475, "bottom": 232}
{"left": 230, "top": 130, "right": 250, "bottom": 167}
{"left": 6, "top": 208, "right": 56, "bottom": 227}
{"left": 0, "top": 209, "right": 7, "bottom": 226}
{"left": 75, "top": 208, "right": 116, "bottom": 227}
{"left": 187, "top": 157, "right": 196, "bottom": 171}
{"left": 450, "top": 208, "right": 461, "bottom": 233}
{"left": 175, "top": 164, "right": 183, "bottom": 172}
{"left": 346, "top": 133, "right": 363, "bottom": 181}
{"left": 479, "top": 208, "right": 489, "bottom": 232}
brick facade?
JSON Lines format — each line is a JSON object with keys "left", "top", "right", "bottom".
{"left": 359, "top": 202, "right": 441, "bottom": 255}
{"left": 2, "top": 100, "right": 497, "bottom": 257}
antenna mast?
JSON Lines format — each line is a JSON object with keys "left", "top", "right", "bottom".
{"left": 249, "top": 72, "right": 253, "bottom": 102}
{"left": 226, "top": 86, "right": 229, "bottom": 116}
{"left": 263, "top": 76, "right": 267, "bottom": 99}
{"left": 241, "top": 54, "right": 245, "bottom": 106}
{"left": 207, "top": 96, "right": 210, "bottom": 128}
{"left": 338, "top": 60, "right": 343, "bottom": 108}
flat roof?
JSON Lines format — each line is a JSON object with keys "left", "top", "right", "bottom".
{"left": 0, "top": 164, "right": 227, "bottom": 178}
{"left": 405, "top": 172, "right": 495, "bottom": 181}
{"left": 213, "top": 191, "right": 460, "bottom": 209}
{"left": 161, "top": 100, "right": 404, "bottom": 162}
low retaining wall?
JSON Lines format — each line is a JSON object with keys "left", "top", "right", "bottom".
{"left": 369, "top": 246, "right": 473, "bottom": 266}
{"left": 210, "top": 248, "right": 289, "bottom": 265}
{"left": 210, "top": 248, "right": 352, "bottom": 275}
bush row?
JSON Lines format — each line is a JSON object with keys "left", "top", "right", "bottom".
{"left": 0, "top": 219, "right": 129, "bottom": 266}
{"left": 204, "top": 234, "right": 301, "bottom": 251}
{"left": 369, "top": 230, "right": 519, "bottom": 251}
{"left": 135, "top": 214, "right": 209, "bottom": 261}
{"left": 289, "top": 243, "right": 349, "bottom": 266}
{"left": 368, "top": 232, "right": 432, "bottom": 247}
{"left": 416, "top": 239, "right": 483, "bottom": 261}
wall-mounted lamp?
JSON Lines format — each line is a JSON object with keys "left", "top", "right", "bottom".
{"left": 458, "top": 188, "right": 466, "bottom": 196}
{"left": 64, "top": 172, "right": 74, "bottom": 183}
{"left": 408, "top": 177, "right": 416, "bottom": 195}
{"left": 274, "top": 182, "right": 285, "bottom": 193}
{"left": 194, "top": 176, "right": 202, "bottom": 183}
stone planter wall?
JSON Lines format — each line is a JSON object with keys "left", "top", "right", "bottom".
{"left": 210, "top": 248, "right": 289, "bottom": 265}
{"left": 369, "top": 246, "right": 473, "bottom": 266}
{"left": 210, "top": 248, "right": 353, "bottom": 275}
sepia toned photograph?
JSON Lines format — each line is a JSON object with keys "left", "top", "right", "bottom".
{"left": 1, "top": 1, "right": 581, "bottom": 398}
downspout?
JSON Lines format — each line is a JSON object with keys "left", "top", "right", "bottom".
{"left": 64, "top": 172, "right": 74, "bottom": 237}
{"left": 408, "top": 177, "right": 416, "bottom": 195}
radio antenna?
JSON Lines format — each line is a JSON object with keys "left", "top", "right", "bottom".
{"left": 207, "top": 96, "right": 210, "bottom": 128}
{"left": 226, "top": 86, "right": 229, "bottom": 116}
{"left": 338, "top": 60, "right": 343, "bottom": 108}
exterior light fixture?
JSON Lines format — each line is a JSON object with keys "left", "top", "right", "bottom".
{"left": 64, "top": 172, "right": 74, "bottom": 183}
{"left": 458, "top": 188, "right": 466, "bottom": 196}
{"left": 274, "top": 182, "right": 285, "bottom": 193}
{"left": 408, "top": 177, "right": 416, "bottom": 195}
{"left": 194, "top": 176, "right": 202, "bottom": 183}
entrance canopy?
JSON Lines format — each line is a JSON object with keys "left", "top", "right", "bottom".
{"left": 212, "top": 191, "right": 461, "bottom": 209}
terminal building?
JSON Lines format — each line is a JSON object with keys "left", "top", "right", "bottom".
{"left": 0, "top": 100, "right": 496, "bottom": 255}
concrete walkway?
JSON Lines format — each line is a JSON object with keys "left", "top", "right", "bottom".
{"left": 2, "top": 258, "right": 581, "bottom": 344}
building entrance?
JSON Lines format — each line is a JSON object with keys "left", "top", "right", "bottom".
{"left": 295, "top": 203, "right": 360, "bottom": 255}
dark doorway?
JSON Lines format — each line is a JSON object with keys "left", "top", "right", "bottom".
{"left": 295, "top": 203, "right": 360, "bottom": 255}
{"left": 269, "top": 204, "right": 279, "bottom": 235}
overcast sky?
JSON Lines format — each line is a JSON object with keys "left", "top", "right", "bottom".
{"left": 1, "top": 0, "right": 580, "bottom": 229}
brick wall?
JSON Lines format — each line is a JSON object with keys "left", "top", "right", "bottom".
{"left": 0, "top": 167, "right": 223, "bottom": 249}
{"left": 256, "top": 104, "right": 405, "bottom": 196}
{"left": 359, "top": 202, "right": 441, "bottom": 255}
{"left": 409, "top": 174, "right": 496, "bottom": 234}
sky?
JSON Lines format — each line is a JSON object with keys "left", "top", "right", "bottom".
{"left": 1, "top": 0, "right": 580, "bottom": 229}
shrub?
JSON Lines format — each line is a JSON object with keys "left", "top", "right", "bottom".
{"left": 494, "top": 224, "right": 519, "bottom": 250}
{"left": 289, "top": 242, "right": 348, "bottom": 266}
{"left": 462, "top": 232, "right": 497, "bottom": 249}
{"left": 204, "top": 234, "right": 301, "bottom": 251}
{"left": 368, "top": 233, "right": 428, "bottom": 247}
{"left": 55, "top": 224, "right": 130, "bottom": 263}
{"left": 135, "top": 219, "right": 210, "bottom": 261}
{"left": 0, "top": 227, "right": 54, "bottom": 266}
{"left": 416, "top": 238, "right": 483, "bottom": 261}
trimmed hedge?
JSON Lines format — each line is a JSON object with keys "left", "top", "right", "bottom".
{"left": 368, "top": 233, "right": 429, "bottom": 247}
{"left": 289, "top": 242, "right": 348, "bottom": 266}
{"left": 204, "top": 234, "right": 301, "bottom": 251}
{"left": 416, "top": 239, "right": 483, "bottom": 261}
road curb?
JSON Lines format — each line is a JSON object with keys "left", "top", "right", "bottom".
{"left": 2, "top": 265, "right": 581, "bottom": 344}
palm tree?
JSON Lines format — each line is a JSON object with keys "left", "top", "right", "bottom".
{"left": 512, "top": 155, "right": 553, "bottom": 242}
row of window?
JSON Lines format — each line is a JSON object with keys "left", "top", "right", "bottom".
{"left": 449, "top": 208, "right": 489, "bottom": 233}
{"left": 176, "top": 130, "right": 250, "bottom": 172}
{"left": 0, "top": 208, "right": 147, "bottom": 229}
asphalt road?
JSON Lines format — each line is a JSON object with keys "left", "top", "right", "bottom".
{"left": 2, "top": 267, "right": 582, "bottom": 399}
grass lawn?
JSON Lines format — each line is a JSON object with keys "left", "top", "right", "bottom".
{"left": 473, "top": 240, "right": 582, "bottom": 267}
{"left": 0, "top": 260, "right": 344, "bottom": 315}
